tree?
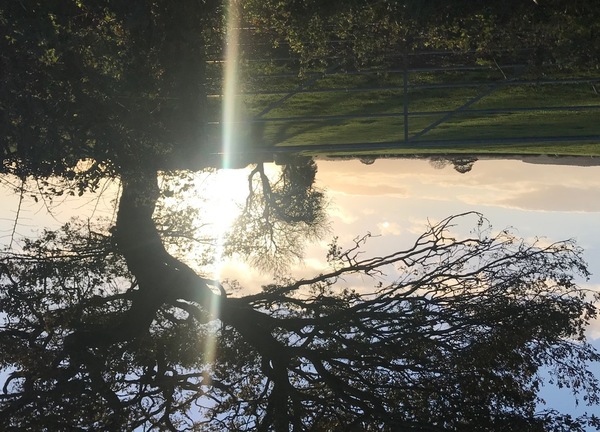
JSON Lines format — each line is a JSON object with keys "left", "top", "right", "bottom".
{"left": 2, "top": 205, "right": 599, "bottom": 430}
{"left": 225, "top": 156, "right": 328, "bottom": 273}
{"left": 0, "top": 0, "right": 224, "bottom": 186}
{"left": 451, "top": 157, "right": 478, "bottom": 174}
{"left": 243, "top": 0, "right": 600, "bottom": 71}
{"left": 1, "top": 1, "right": 600, "bottom": 431}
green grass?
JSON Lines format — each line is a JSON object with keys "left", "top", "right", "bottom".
{"left": 262, "top": 118, "right": 406, "bottom": 145}
{"left": 412, "top": 111, "right": 600, "bottom": 141}
{"left": 407, "top": 87, "right": 484, "bottom": 112}
{"left": 301, "top": 141, "right": 600, "bottom": 157}
{"left": 263, "top": 90, "right": 405, "bottom": 118}
{"left": 206, "top": 63, "right": 600, "bottom": 155}
{"left": 471, "top": 84, "right": 600, "bottom": 109}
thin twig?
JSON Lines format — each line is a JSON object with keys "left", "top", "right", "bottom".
{"left": 493, "top": 57, "right": 508, "bottom": 80}
{"left": 9, "top": 180, "right": 25, "bottom": 250}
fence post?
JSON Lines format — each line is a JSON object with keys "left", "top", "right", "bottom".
{"left": 403, "top": 48, "right": 409, "bottom": 143}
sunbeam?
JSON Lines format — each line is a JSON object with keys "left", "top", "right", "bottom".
{"left": 203, "top": 0, "right": 242, "bottom": 372}
{"left": 221, "top": 0, "right": 241, "bottom": 171}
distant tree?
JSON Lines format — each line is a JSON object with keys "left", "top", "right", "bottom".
{"left": 429, "top": 156, "right": 451, "bottom": 170}
{"left": 244, "top": 0, "right": 600, "bottom": 70}
{"left": 428, "top": 156, "right": 478, "bottom": 173}
{"left": 359, "top": 156, "right": 377, "bottom": 165}
{"left": 451, "top": 157, "right": 478, "bottom": 174}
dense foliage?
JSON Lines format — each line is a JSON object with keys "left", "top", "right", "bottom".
{"left": 1, "top": 0, "right": 223, "bottom": 185}
{"left": 1, "top": 1, "right": 600, "bottom": 431}
{"left": 244, "top": 0, "right": 600, "bottom": 70}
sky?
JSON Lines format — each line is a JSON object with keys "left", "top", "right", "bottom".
{"left": 216, "top": 156, "right": 600, "bottom": 302}
{"left": 315, "top": 156, "right": 600, "bottom": 266}
{"left": 1, "top": 155, "right": 600, "bottom": 420}
{"left": 309, "top": 156, "right": 600, "bottom": 420}
{"left": 4, "top": 156, "right": 592, "bottom": 330}
{"left": 214, "top": 156, "right": 600, "bottom": 419}
{"left": 0, "top": 176, "right": 119, "bottom": 249}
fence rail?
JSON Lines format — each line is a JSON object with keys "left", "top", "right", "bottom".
{"left": 206, "top": 47, "right": 600, "bottom": 153}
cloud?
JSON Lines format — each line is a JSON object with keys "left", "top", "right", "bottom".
{"left": 406, "top": 217, "right": 434, "bottom": 235}
{"left": 326, "top": 180, "right": 409, "bottom": 198}
{"left": 290, "top": 257, "right": 330, "bottom": 279}
{"left": 328, "top": 204, "right": 358, "bottom": 224}
{"left": 498, "top": 185, "right": 600, "bottom": 212}
{"left": 378, "top": 221, "right": 402, "bottom": 236}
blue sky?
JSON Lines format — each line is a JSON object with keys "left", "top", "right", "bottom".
{"left": 1, "top": 156, "right": 599, "bottom": 422}
{"left": 309, "top": 156, "right": 600, "bottom": 421}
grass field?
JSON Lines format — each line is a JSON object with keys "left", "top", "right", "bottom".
{"left": 206, "top": 59, "right": 600, "bottom": 156}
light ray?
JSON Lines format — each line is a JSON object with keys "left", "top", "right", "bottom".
{"left": 221, "top": 0, "right": 241, "bottom": 170}
{"left": 203, "top": 0, "right": 242, "bottom": 373}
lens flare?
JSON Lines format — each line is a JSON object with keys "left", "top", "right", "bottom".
{"left": 221, "top": 0, "right": 241, "bottom": 170}
{"left": 203, "top": 0, "right": 241, "bottom": 373}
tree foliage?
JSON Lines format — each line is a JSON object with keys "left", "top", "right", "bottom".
{"left": 224, "top": 156, "right": 328, "bottom": 273}
{"left": 244, "top": 0, "right": 600, "bottom": 70}
{"left": 1, "top": 0, "right": 223, "bottom": 185}
{"left": 1, "top": 1, "right": 600, "bottom": 431}
{"left": 1, "top": 208, "right": 599, "bottom": 431}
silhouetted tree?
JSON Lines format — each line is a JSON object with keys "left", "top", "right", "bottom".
{"left": 2, "top": 204, "right": 599, "bottom": 430}
{"left": 224, "top": 157, "right": 328, "bottom": 273}
{"left": 429, "top": 156, "right": 451, "bottom": 170}
{"left": 451, "top": 157, "right": 478, "bottom": 174}
{"left": 1, "top": 2, "right": 600, "bottom": 431}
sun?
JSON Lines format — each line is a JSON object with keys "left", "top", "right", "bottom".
{"left": 198, "top": 168, "right": 249, "bottom": 235}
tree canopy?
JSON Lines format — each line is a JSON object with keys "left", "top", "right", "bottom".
{"left": 244, "top": 0, "right": 600, "bottom": 70}
{"left": 1, "top": 1, "right": 600, "bottom": 431}
{"left": 2, "top": 208, "right": 599, "bottom": 430}
{"left": 1, "top": 0, "right": 224, "bottom": 184}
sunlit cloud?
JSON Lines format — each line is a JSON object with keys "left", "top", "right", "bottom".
{"left": 290, "top": 257, "right": 330, "bottom": 279}
{"left": 498, "top": 185, "right": 600, "bottom": 212}
{"left": 323, "top": 178, "right": 409, "bottom": 198}
{"left": 219, "top": 259, "right": 274, "bottom": 294}
{"left": 318, "top": 158, "right": 600, "bottom": 216}
{"left": 455, "top": 183, "right": 600, "bottom": 213}
{"left": 378, "top": 221, "right": 402, "bottom": 236}
{"left": 327, "top": 203, "right": 359, "bottom": 225}
{"left": 405, "top": 216, "right": 438, "bottom": 236}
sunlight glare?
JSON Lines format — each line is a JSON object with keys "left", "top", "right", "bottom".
{"left": 199, "top": 169, "right": 248, "bottom": 234}
{"left": 221, "top": 0, "right": 241, "bottom": 170}
{"left": 202, "top": 0, "right": 242, "bottom": 373}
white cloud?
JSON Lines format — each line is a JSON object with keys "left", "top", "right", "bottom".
{"left": 328, "top": 204, "right": 358, "bottom": 224}
{"left": 378, "top": 221, "right": 402, "bottom": 236}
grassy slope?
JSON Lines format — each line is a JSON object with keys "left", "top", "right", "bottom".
{"left": 212, "top": 61, "right": 600, "bottom": 156}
